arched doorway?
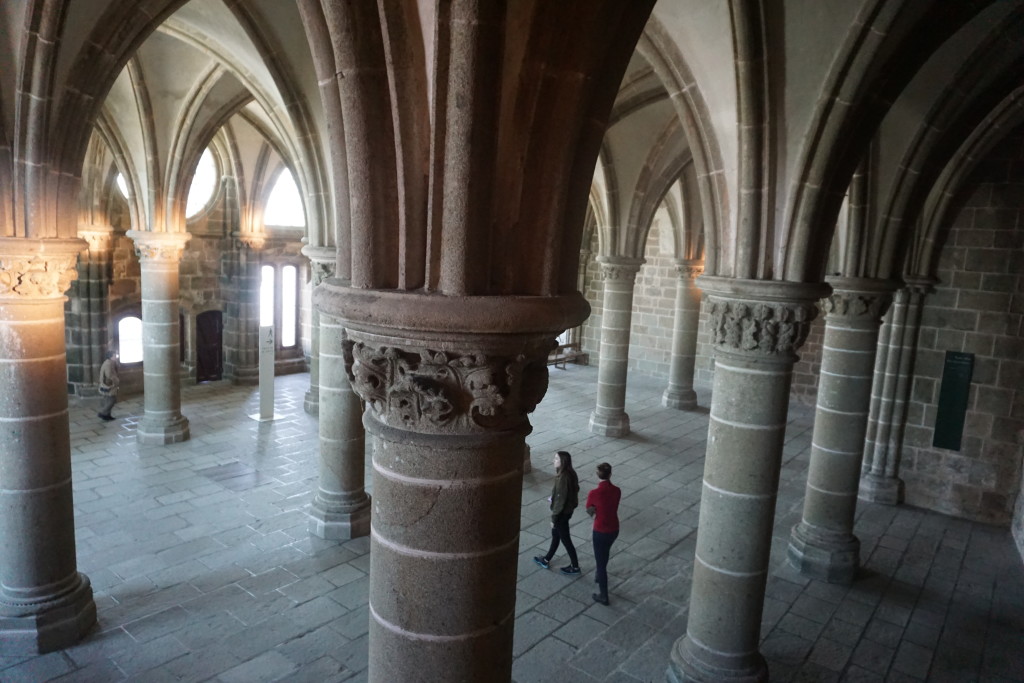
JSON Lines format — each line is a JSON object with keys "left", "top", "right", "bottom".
{"left": 196, "top": 310, "right": 223, "bottom": 383}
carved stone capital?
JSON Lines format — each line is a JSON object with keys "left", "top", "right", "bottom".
{"left": 344, "top": 339, "right": 552, "bottom": 435}
{"left": 673, "top": 259, "right": 705, "bottom": 280}
{"left": 596, "top": 256, "right": 644, "bottom": 283}
{"left": 821, "top": 277, "right": 899, "bottom": 325}
{"left": 698, "top": 275, "right": 829, "bottom": 360}
{"left": 235, "top": 232, "right": 268, "bottom": 251}
{"left": 901, "top": 276, "right": 936, "bottom": 297}
{"left": 78, "top": 229, "right": 114, "bottom": 254}
{"left": 302, "top": 245, "right": 337, "bottom": 287}
{"left": 127, "top": 231, "right": 190, "bottom": 263}
{"left": 0, "top": 237, "right": 86, "bottom": 301}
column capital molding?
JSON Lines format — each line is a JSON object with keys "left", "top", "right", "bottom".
{"left": 901, "top": 275, "right": 937, "bottom": 296}
{"left": 77, "top": 229, "right": 115, "bottom": 254}
{"left": 697, "top": 275, "right": 830, "bottom": 360}
{"left": 302, "top": 245, "right": 337, "bottom": 287}
{"left": 596, "top": 256, "right": 644, "bottom": 282}
{"left": 126, "top": 231, "right": 191, "bottom": 262}
{"left": 673, "top": 258, "right": 705, "bottom": 280}
{"left": 0, "top": 237, "right": 86, "bottom": 301}
{"left": 234, "top": 231, "right": 268, "bottom": 251}
{"left": 821, "top": 277, "right": 900, "bottom": 324}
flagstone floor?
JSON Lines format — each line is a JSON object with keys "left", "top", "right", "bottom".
{"left": 2, "top": 365, "right": 1022, "bottom": 682}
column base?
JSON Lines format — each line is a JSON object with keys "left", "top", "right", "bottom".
{"left": 667, "top": 636, "right": 767, "bottom": 683}
{"left": 662, "top": 387, "right": 698, "bottom": 410}
{"left": 137, "top": 415, "right": 191, "bottom": 445}
{"left": 0, "top": 573, "right": 96, "bottom": 655}
{"left": 308, "top": 495, "right": 371, "bottom": 540}
{"left": 589, "top": 410, "right": 630, "bottom": 437}
{"left": 304, "top": 388, "right": 319, "bottom": 416}
{"left": 858, "top": 473, "right": 904, "bottom": 505}
{"left": 787, "top": 522, "right": 860, "bottom": 584}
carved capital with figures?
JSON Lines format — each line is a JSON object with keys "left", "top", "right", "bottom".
{"left": 127, "top": 231, "right": 191, "bottom": 263}
{"left": 0, "top": 237, "right": 85, "bottom": 300}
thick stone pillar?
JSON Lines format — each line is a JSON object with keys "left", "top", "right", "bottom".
{"left": 302, "top": 245, "right": 335, "bottom": 415}
{"left": 787, "top": 278, "right": 895, "bottom": 583}
{"left": 319, "top": 285, "right": 584, "bottom": 683}
{"left": 66, "top": 229, "right": 113, "bottom": 395}
{"left": 589, "top": 256, "right": 644, "bottom": 437}
{"left": 308, "top": 310, "right": 371, "bottom": 539}
{"left": 662, "top": 259, "right": 704, "bottom": 409}
{"left": 0, "top": 237, "right": 97, "bottom": 653}
{"left": 667, "top": 276, "right": 825, "bottom": 683}
{"left": 224, "top": 235, "right": 263, "bottom": 386}
{"left": 128, "top": 231, "right": 191, "bottom": 445}
{"left": 860, "top": 278, "right": 932, "bottom": 504}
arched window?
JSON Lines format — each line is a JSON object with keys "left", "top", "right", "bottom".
{"left": 118, "top": 316, "right": 143, "bottom": 363}
{"left": 263, "top": 168, "right": 306, "bottom": 228}
{"left": 116, "top": 173, "right": 130, "bottom": 199}
{"left": 185, "top": 148, "right": 218, "bottom": 219}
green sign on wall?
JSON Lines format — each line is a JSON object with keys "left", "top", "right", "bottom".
{"left": 932, "top": 351, "right": 974, "bottom": 451}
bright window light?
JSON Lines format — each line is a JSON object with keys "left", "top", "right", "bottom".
{"left": 118, "top": 316, "right": 143, "bottom": 363}
{"left": 281, "top": 265, "right": 297, "bottom": 347}
{"left": 116, "top": 173, "right": 129, "bottom": 199}
{"left": 260, "top": 265, "right": 275, "bottom": 327}
{"left": 263, "top": 168, "right": 306, "bottom": 227}
{"left": 185, "top": 148, "right": 218, "bottom": 218}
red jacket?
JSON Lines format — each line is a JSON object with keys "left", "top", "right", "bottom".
{"left": 586, "top": 480, "right": 621, "bottom": 533}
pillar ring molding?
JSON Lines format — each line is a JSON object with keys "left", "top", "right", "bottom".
{"left": 901, "top": 275, "right": 937, "bottom": 296}
{"left": 697, "top": 275, "right": 831, "bottom": 362}
{"left": 821, "top": 276, "right": 900, "bottom": 325}
{"left": 0, "top": 237, "right": 86, "bottom": 301}
{"left": 301, "top": 244, "right": 337, "bottom": 287}
{"left": 596, "top": 255, "right": 644, "bottom": 282}
{"left": 126, "top": 230, "right": 191, "bottom": 262}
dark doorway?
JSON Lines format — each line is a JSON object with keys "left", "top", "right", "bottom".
{"left": 196, "top": 311, "right": 223, "bottom": 383}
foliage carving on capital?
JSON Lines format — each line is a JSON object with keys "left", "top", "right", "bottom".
{"left": 708, "top": 298, "right": 818, "bottom": 357}
{"left": 343, "top": 340, "right": 551, "bottom": 433}
{"left": 0, "top": 252, "right": 80, "bottom": 299}
{"left": 599, "top": 263, "right": 641, "bottom": 283}
{"left": 674, "top": 263, "right": 704, "bottom": 280}
{"left": 821, "top": 290, "right": 891, "bottom": 322}
{"left": 310, "top": 260, "right": 335, "bottom": 287}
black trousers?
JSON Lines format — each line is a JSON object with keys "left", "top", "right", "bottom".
{"left": 544, "top": 512, "right": 579, "bottom": 567}
{"left": 592, "top": 529, "right": 618, "bottom": 597}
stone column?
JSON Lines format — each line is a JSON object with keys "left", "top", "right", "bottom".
{"left": 0, "top": 237, "right": 97, "bottom": 654}
{"left": 662, "top": 259, "right": 704, "bottom": 409}
{"left": 127, "top": 231, "right": 191, "bottom": 445}
{"left": 667, "top": 276, "right": 825, "bottom": 683}
{"left": 301, "top": 245, "right": 336, "bottom": 415}
{"left": 787, "top": 278, "right": 895, "bottom": 583}
{"left": 589, "top": 256, "right": 644, "bottom": 437}
{"left": 319, "top": 285, "right": 585, "bottom": 683}
{"left": 308, "top": 308, "right": 371, "bottom": 539}
{"left": 860, "top": 278, "right": 932, "bottom": 504}
{"left": 225, "top": 234, "right": 263, "bottom": 386}
{"left": 66, "top": 229, "right": 113, "bottom": 395}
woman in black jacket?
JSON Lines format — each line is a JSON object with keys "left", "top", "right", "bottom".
{"left": 534, "top": 450, "right": 581, "bottom": 575}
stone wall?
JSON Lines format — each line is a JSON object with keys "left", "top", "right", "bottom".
{"left": 903, "top": 131, "right": 1024, "bottom": 526}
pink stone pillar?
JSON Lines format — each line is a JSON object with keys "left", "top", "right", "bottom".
{"left": 668, "top": 276, "right": 825, "bottom": 683}
{"left": 0, "top": 237, "right": 96, "bottom": 653}
{"left": 320, "top": 284, "right": 586, "bottom": 683}
{"left": 128, "top": 231, "right": 191, "bottom": 445}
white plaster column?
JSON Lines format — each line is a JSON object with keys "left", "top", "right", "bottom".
{"left": 0, "top": 237, "right": 96, "bottom": 653}
{"left": 319, "top": 284, "right": 586, "bottom": 683}
{"left": 589, "top": 256, "right": 644, "bottom": 437}
{"left": 308, "top": 307, "right": 371, "bottom": 539}
{"left": 128, "top": 231, "right": 191, "bottom": 445}
{"left": 668, "top": 276, "right": 826, "bottom": 683}
{"left": 302, "top": 245, "right": 336, "bottom": 415}
{"left": 662, "top": 259, "right": 704, "bottom": 410}
{"left": 860, "top": 278, "right": 932, "bottom": 504}
{"left": 788, "top": 278, "right": 895, "bottom": 583}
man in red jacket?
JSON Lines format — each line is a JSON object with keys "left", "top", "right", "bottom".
{"left": 586, "top": 462, "right": 621, "bottom": 605}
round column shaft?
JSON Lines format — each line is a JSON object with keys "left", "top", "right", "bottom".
{"left": 319, "top": 284, "right": 586, "bottom": 683}
{"left": 128, "top": 231, "right": 190, "bottom": 445}
{"left": 589, "top": 256, "right": 644, "bottom": 437}
{"left": 788, "top": 279, "right": 895, "bottom": 583}
{"left": 302, "top": 245, "right": 336, "bottom": 415}
{"left": 668, "top": 277, "right": 825, "bottom": 683}
{"left": 663, "top": 259, "right": 704, "bottom": 409}
{"left": 0, "top": 238, "right": 96, "bottom": 654}
{"left": 308, "top": 313, "right": 371, "bottom": 539}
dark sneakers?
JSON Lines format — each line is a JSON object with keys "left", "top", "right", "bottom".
{"left": 592, "top": 593, "right": 609, "bottom": 605}
{"left": 533, "top": 556, "right": 550, "bottom": 569}
{"left": 98, "top": 414, "right": 115, "bottom": 421}
{"left": 560, "top": 565, "right": 581, "bottom": 576}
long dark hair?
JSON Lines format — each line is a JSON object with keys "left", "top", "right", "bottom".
{"left": 556, "top": 451, "right": 578, "bottom": 490}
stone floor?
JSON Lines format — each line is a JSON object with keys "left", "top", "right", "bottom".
{"left": 2, "top": 365, "right": 1022, "bottom": 682}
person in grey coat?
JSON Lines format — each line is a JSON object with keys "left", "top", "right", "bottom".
{"left": 97, "top": 350, "right": 120, "bottom": 421}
